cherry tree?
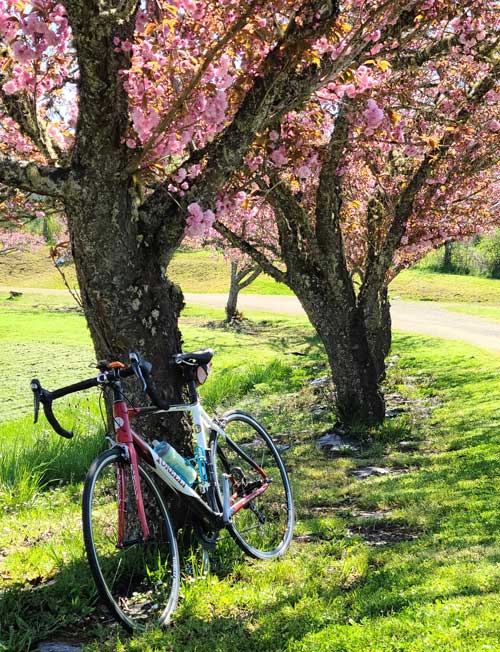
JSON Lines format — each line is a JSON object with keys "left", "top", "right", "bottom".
{"left": 209, "top": 194, "right": 279, "bottom": 323}
{"left": 0, "top": 0, "right": 497, "bottom": 437}
{"left": 213, "top": 2, "right": 500, "bottom": 424}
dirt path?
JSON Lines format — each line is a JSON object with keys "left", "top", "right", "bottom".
{"left": 3, "top": 286, "right": 500, "bottom": 354}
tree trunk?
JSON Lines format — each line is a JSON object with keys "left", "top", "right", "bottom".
{"left": 65, "top": 179, "right": 191, "bottom": 449}
{"left": 60, "top": 9, "right": 192, "bottom": 451}
{"left": 290, "top": 277, "right": 386, "bottom": 426}
{"left": 361, "top": 286, "right": 392, "bottom": 382}
{"left": 443, "top": 240, "right": 454, "bottom": 272}
{"left": 225, "top": 261, "right": 240, "bottom": 322}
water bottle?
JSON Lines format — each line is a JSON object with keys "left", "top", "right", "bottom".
{"left": 153, "top": 440, "right": 197, "bottom": 485}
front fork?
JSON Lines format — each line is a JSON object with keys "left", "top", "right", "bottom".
{"left": 113, "top": 398, "right": 150, "bottom": 547}
{"left": 116, "top": 445, "right": 150, "bottom": 547}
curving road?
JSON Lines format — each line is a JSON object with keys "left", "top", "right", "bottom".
{"left": 185, "top": 293, "right": 500, "bottom": 354}
{"left": 2, "top": 286, "right": 500, "bottom": 354}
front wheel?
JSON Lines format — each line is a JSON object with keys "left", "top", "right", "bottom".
{"left": 82, "top": 448, "right": 180, "bottom": 631}
{"left": 212, "top": 411, "right": 294, "bottom": 560}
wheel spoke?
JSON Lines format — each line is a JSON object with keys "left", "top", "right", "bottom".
{"left": 213, "top": 412, "right": 294, "bottom": 559}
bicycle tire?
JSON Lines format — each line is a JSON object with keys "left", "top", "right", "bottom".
{"left": 211, "top": 410, "right": 294, "bottom": 560}
{"left": 82, "top": 448, "right": 180, "bottom": 631}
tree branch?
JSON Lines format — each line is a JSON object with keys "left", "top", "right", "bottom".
{"left": 360, "top": 60, "right": 500, "bottom": 300}
{"left": 213, "top": 221, "right": 286, "bottom": 284}
{"left": 0, "top": 44, "right": 63, "bottom": 163}
{"left": 265, "top": 173, "right": 319, "bottom": 258}
{"left": 315, "top": 99, "right": 350, "bottom": 250}
{"left": 0, "top": 154, "right": 70, "bottom": 198}
{"left": 392, "top": 34, "right": 461, "bottom": 69}
{"left": 237, "top": 264, "right": 262, "bottom": 290}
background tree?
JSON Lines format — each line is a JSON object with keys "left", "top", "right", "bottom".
{"left": 225, "top": 259, "right": 261, "bottom": 324}
{"left": 213, "top": 1, "right": 500, "bottom": 425}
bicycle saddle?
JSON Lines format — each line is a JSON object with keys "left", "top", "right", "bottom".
{"left": 173, "top": 349, "right": 214, "bottom": 365}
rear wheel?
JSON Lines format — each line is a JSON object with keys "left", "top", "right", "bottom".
{"left": 212, "top": 411, "right": 294, "bottom": 559}
{"left": 82, "top": 449, "right": 180, "bottom": 630}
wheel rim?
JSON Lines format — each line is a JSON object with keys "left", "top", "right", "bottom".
{"left": 215, "top": 414, "right": 293, "bottom": 559}
{"left": 87, "top": 457, "right": 178, "bottom": 629}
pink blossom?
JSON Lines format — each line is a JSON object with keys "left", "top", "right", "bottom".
{"left": 296, "top": 164, "right": 312, "bottom": 179}
{"left": 363, "top": 99, "right": 384, "bottom": 134}
{"left": 186, "top": 202, "right": 216, "bottom": 237}
{"left": 270, "top": 147, "right": 288, "bottom": 167}
{"left": 188, "top": 164, "right": 202, "bottom": 179}
{"left": 487, "top": 119, "right": 500, "bottom": 133}
{"left": 343, "top": 83, "right": 357, "bottom": 98}
{"left": 2, "top": 80, "right": 18, "bottom": 95}
{"left": 12, "top": 42, "right": 36, "bottom": 63}
{"left": 173, "top": 167, "right": 187, "bottom": 183}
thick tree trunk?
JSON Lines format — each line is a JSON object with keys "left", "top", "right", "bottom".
{"left": 65, "top": 176, "right": 190, "bottom": 449}
{"left": 60, "top": 8, "right": 192, "bottom": 451}
{"left": 290, "top": 277, "right": 386, "bottom": 427}
{"left": 225, "top": 261, "right": 240, "bottom": 322}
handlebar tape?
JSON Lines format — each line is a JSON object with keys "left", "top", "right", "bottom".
{"left": 31, "top": 376, "right": 102, "bottom": 439}
{"left": 42, "top": 396, "right": 74, "bottom": 439}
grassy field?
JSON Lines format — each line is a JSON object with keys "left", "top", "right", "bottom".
{"left": 445, "top": 304, "right": 500, "bottom": 322}
{"left": 2, "top": 247, "right": 500, "bottom": 304}
{"left": 2, "top": 291, "right": 500, "bottom": 650}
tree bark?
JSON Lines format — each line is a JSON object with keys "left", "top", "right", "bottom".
{"left": 225, "top": 261, "right": 261, "bottom": 322}
{"left": 289, "top": 272, "right": 386, "bottom": 427}
{"left": 65, "top": 180, "right": 190, "bottom": 447}
{"left": 225, "top": 261, "right": 240, "bottom": 322}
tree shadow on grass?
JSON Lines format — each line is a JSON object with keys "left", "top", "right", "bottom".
{"left": 0, "top": 556, "right": 103, "bottom": 652}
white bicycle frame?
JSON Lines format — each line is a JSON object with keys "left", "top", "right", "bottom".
{"left": 133, "top": 398, "right": 269, "bottom": 525}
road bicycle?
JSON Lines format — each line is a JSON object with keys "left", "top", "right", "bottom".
{"left": 30, "top": 349, "right": 294, "bottom": 631}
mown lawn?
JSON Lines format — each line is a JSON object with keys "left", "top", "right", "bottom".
{"left": 445, "top": 304, "right": 500, "bottom": 322}
{"left": 2, "top": 295, "right": 500, "bottom": 651}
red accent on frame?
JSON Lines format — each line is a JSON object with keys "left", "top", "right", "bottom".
{"left": 230, "top": 482, "right": 270, "bottom": 516}
{"left": 132, "top": 430, "right": 154, "bottom": 466}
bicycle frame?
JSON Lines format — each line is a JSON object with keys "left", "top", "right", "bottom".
{"left": 112, "top": 392, "right": 270, "bottom": 546}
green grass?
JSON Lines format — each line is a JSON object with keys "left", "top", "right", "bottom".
{"left": 445, "top": 303, "right": 500, "bottom": 322}
{"left": 2, "top": 292, "right": 500, "bottom": 650}
{"left": 390, "top": 268, "right": 500, "bottom": 304}
{"left": 0, "top": 247, "right": 292, "bottom": 295}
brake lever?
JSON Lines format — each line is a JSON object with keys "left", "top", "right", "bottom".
{"left": 30, "top": 379, "right": 41, "bottom": 424}
{"left": 129, "top": 351, "right": 147, "bottom": 392}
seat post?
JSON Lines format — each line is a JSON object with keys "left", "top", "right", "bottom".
{"left": 188, "top": 380, "right": 198, "bottom": 403}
